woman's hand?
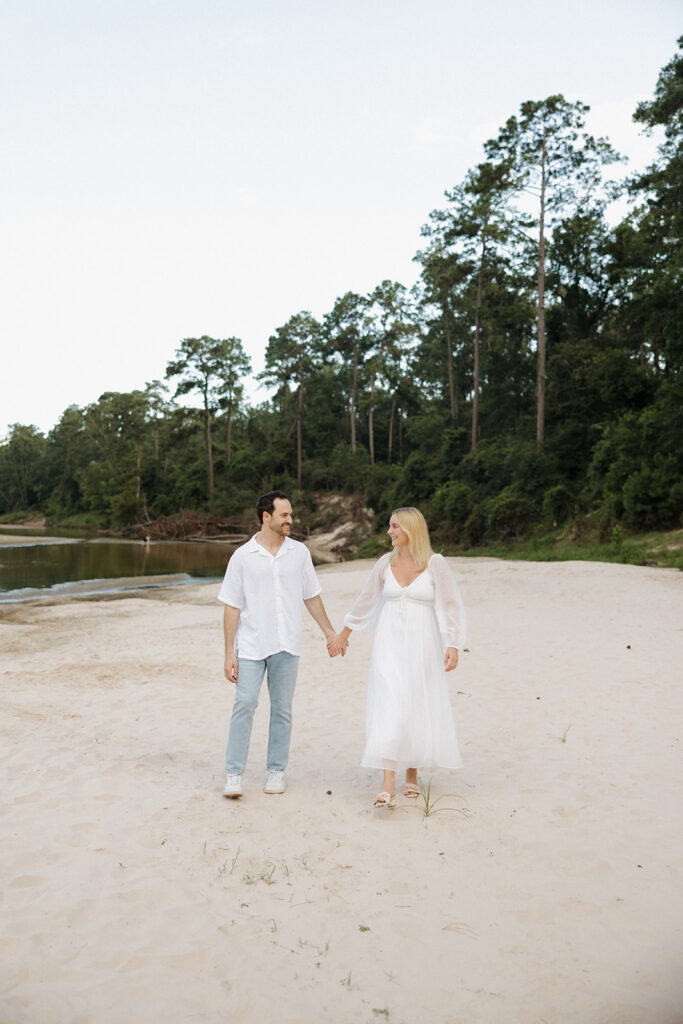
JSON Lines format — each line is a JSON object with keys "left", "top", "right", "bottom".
{"left": 326, "top": 633, "right": 349, "bottom": 657}
{"left": 444, "top": 647, "right": 458, "bottom": 672}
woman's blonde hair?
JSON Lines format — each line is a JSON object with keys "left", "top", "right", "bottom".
{"left": 390, "top": 507, "right": 433, "bottom": 571}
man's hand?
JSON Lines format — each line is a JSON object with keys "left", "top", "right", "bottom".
{"left": 224, "top": 652, "right": 238, "bottom": 683}
{"left": 222, "top": 606, "right": 241, "bottom": 684}
{"left": 327, "top": 633, "right": 348, "bottom": 658}
{"left": 444, "top": 647, "right": 458, "bottom": 672}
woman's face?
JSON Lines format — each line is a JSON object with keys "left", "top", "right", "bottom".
{"left": 388, "top": 514, "right": 409, "bottom": 548}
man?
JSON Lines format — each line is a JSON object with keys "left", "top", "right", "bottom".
{"left": 218, "top": 490, "right": 343, "bottom": 798}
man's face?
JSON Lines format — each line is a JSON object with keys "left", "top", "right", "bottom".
{"left": 264, "top": 498, "right": 293, "bottom": 536}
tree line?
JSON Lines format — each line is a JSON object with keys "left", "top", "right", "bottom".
{"left": 2, "top": 40, "right": 681, "bottom": 545}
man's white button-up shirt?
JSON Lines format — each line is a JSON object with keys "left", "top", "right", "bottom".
{"left": 217, "top": 534, "right": 322, "bottom": 660}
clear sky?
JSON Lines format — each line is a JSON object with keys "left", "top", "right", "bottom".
{"left": 1, "top": 1, "right": 680, "bottom": 435}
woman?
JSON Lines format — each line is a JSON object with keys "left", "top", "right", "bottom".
{"left": 337, "top": 507, "right": 466, "bottom": 808}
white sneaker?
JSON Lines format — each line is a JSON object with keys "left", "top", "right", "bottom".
{"left": 223, "top": 773, "right": 242, "bottom": 798}
{"left": 264, "top": 770, "right": 286, "bottom": 794}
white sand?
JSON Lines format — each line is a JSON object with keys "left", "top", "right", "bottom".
{"left": 1, "top": 558, "right": 682, "bottom": 1024}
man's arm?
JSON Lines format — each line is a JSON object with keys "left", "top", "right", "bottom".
{"left": 303, "top": 595, "right": 346, "bottom": 656}
{"left": 223, "top": 605, "right": 241, "bottom": 683}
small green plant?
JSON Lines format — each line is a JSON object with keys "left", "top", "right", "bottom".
{"left": 359, "top": 924, "right": 370, "bottom": 932}
{"left": 230, "top": 847, "right": 241, "bottom": 874}
{"left": 217, "top": 861, "right": 228, "bottom": 877}
{"left": 372, "top": 1010, "right": 390, "bottom": 1018}
{"left": 242, "top": 872, "right": 257, "bottom": 885}
{"left": 297, "top": 937, "right": 330, "bottom": 956}
{"left": 560, "top": 724, "right": 572, "bottom": 743}
{"left": 340, "top": 970, "right": 352, "bottom": 988}
{"left": 260, "top": 863, "right": 276, "bottom": 885}
{"left": 417, "top": 776, "right": 469, "bottom": 818}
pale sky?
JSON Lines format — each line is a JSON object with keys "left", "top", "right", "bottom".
{"left": 1, "top": 1, "right": 680, "bottom": 436}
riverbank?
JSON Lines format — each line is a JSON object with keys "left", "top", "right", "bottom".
{"left": 2, "top": 558, "right": 681, "bottom": 1022}
{"left": 0, "top": 534, "right": 79, "bottom": 547}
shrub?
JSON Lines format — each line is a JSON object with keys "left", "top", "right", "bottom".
{"left": 486, "top": 487, "right": 535, "bottom": 541}
{"left": 463, "top": 504, "right": 487, "bottom": 546}
{"left": 542, "top": 483, "right": 574, "bottom": 525}
{"left": 622, "top": 455, "right": 681, "bottom": 529}
{"left": 428, "top": 481, "right": 475, "bottom": 537}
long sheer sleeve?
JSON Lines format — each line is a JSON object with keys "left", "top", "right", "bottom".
{"left": 343, "top": 553, "right": 392, "bottom": 632}
{"left": 429, "top": 553, "right": 467, "bottom": 650}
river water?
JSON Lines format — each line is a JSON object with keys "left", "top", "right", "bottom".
{"left": 0, "top": 526, "right": 236, "bottom": 602}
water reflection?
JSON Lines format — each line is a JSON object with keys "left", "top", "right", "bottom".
{"left": 0, "top": 538, "right": 235, "bottom": 596}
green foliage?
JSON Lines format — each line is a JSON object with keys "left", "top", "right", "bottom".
{"left": 622, "top": 457, "right": 681, "bottom": 529}
{"left": 351, "top": 534, "right": 391, "bottom": 560}
{"left": 428, "top": 481, "right": 475, "bottom": 529}
{"left": 485, "top": 487, "right": 535, "bottom": 541}
{"left": 463, "top": 504, "right": 487, "bottom": 547}
{"left": 589, "top": 377, "right": 683, "bottom": 530}
{"left": 542, "top": 484, "right": 574, "bottom": 525}
{"left": 0, "top": 424, "right": 48, "bottom": 512}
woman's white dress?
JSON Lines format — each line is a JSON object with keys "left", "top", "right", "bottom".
{"left": 344, "top": 552, "right": 466, "bottom": 772}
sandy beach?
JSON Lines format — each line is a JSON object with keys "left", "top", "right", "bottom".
{"left": 1, "top": 557, "right": 682, "bottom": 1024}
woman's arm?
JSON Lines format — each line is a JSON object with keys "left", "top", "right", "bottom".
{"left": 337, "top": 624, "right": 352, "bottom": 647}
{"left": 430, "top": 554, "right": 467, "bottom": 652}
{"left": 342, "top": 552, "right": 391, "bottom": 633}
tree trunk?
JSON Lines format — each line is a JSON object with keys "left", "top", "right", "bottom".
{"left": 652, "top": 328, "right": 662, "bottom": 375}
{"left": 350, "top": 341, "right": 358, "bottom": 452}
{"left": 204, "top": 405, "right": 215, "bottom": 495}
{"left": 442, "top": 298, "right": 458, "bottom": 424}
{"left": 398, "top": 407, "right": 404, "bottom": 464}
{"left": 387, "top": 395, "right": 396, "bottom": 465}
{"left": 297, "top": 371, "right": 304, "bottom": 487}
{"left": 472, "top": 220, "right": 489, "bottom": 450}
{"left": 226, "top": 407, "right": 232, "bottom": 476}
{"left": 368, "top": 371, "right": 375, "bottom": 465}
{"left": 536, "top": 136, "right": 547, "bottom": 447}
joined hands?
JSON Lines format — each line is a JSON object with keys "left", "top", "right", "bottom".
{"left": 326, "top": 634, "right": 348, "bottom": 658}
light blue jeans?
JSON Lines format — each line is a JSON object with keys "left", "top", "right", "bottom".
{"left": 225, "top": 652, "right": 300, "bottom": 774}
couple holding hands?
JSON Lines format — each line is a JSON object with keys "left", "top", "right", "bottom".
{"left": 219, "top": 491, "right": 466, "bottom": 807}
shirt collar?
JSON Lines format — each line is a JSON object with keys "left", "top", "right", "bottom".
{"left": 247, "top": 533, "right": 294, "bottom": 558}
